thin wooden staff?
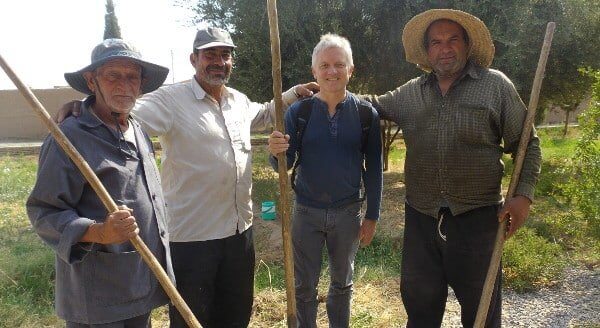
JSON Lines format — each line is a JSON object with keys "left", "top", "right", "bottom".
{"left": 474, "top": 22, "right": 556, "bottom": 328}
{"left": 0, "top": 53, "right": 202, "bottom": 328}
{"left": 265, "top": 0, "right": 297, "bottom": 327}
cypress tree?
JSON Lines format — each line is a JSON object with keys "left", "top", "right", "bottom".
{"left": 103, "top": 0, "right": 122, "bottom": 40}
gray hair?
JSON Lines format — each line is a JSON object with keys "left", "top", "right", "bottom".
{"left": 311, "top": 33, "right": 354, "bottom": 68}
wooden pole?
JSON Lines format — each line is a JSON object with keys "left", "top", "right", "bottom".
{"left": 0, "top": 53, "right": 202, "bottom": 328}
{"left": 474, "top": 22, "right": 556, "bottom": 328}
{"left": 265, "top": 0, "right": 297, "bottom": 327}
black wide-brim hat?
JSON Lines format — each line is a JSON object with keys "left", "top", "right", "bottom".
{"left": 64, "top": 39, "right": 169, "bottom": 95}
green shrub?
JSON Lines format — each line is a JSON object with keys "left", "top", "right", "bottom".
{"left": 559, "top": 68, "right": 600, "bottom": 237}
{"left": 503, "top": 227, "right": 566, "bottom": 292}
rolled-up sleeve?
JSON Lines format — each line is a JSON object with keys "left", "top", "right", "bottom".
{"left": 249, "top": 86, "right": 298, "bottom": 132}
{"left": 26, "top": 138, "right": 95, "bottom": 264}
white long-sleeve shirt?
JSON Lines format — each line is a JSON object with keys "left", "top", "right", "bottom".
{"left": 133, "top": 78, "right": 298, "bottom": 242}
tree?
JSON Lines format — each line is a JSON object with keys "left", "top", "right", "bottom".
{"left": 104, "top": 0, "right": 122, "bottom": 40}
{"left": 183, "top": 0, "right": 598, "bottom": 107}
{"left": 182, "top": 0, "right": 599, "bottom": 166}
{"left": 561, "top": 68, "right": 600, "bottom": 235}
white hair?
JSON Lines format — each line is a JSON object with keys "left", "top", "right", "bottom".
{"left": 311, "top": 33, "right": 354, "bottom": 68}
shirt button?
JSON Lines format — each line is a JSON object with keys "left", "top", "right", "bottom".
{"left": 152, "top": 194, "right": 156, "bottom": 200}
{"left": 160, "top": 230, "right": 165, "bottom": 237}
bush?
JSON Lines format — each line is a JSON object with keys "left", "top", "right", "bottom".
{"left": 503, "top": 227, "right": 566, "bottom": 292}
{"left": 559, "top": 68, "right": 600, "bottom": 237}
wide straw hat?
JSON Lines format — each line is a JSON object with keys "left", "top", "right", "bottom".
{"left": 65, "top": 39, "right": 169, "bottom": 95}
{"left": 402, "top": 9, "right": 495, "bottom": 72}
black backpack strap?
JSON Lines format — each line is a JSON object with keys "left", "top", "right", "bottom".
{"left": 357, "top": 99, "right": 373, "bottom": 155}
{"left": 356, "top": 99, "right": 373, "bottom": 201}
{"left": 290, "top": 98, "right": 313, "bottom": 190}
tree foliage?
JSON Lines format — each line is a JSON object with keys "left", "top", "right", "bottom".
{"left": 561, "top": 68, "right": 600, "bottom": 236}
{"left": 182, "top": 0, "right": 599, "bottom": 115}
{"left": 104, "top": 0, "right": 122, "bottom": 40}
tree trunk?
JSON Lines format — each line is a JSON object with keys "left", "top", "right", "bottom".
{"left": 563, "top": 110, "right": 570, "bottom": 137}
{"left": 380, "top": 119, "right": 401, "bottom": 172}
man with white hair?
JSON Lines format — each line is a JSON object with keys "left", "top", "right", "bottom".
{"left": 268, "top": 33, "right": 383, "bottom": 328}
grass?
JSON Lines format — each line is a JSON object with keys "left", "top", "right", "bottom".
{"left": 0, "top": 155, "right": 59, "bottom": 327}
{"left": 0, "top": 127, "right": 597, "bottom": 326}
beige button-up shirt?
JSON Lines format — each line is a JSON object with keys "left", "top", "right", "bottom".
{"left": 133, "top": 78, "right": 298, "bottom": 242}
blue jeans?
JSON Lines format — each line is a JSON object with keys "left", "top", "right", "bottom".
{"left": 293, "top": 202, "right": 362, "bottom": 328}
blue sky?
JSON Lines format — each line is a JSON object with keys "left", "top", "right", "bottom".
{"left": 0, "top": 0, "right": 203, "bottom": 90}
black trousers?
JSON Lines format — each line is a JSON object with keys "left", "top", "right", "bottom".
{"left": 401, "top": 203, "right": 502, "bottom": 328}
{"left": 169, "top": 227, "right": 255, "bottom": 328}
{"left": 66, "top": 312, "right": 151, "bottom": 328}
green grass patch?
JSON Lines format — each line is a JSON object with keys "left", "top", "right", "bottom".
{"left": 503, "top": 227, "right": 566, "bottom": 292}
{"left": 0, "top": 125, "right": 596, "bottom": 325}
{"left": 255, "top": 260, "right": 286, "bottom": 291}
{"left": 354, "top": 236, "right": 402, "bottom": 281}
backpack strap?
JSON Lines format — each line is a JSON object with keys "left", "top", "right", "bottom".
{"left": 356, "top": 99, "right": 373, "bottom": 201}
{"left": 290, "top": 98, "right": 313, "bottom": 190}
{"left": 357, "top": 99, "right": 373, "bottom": 155}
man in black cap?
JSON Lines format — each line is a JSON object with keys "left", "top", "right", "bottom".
{"left": 28, "top": 39, "right": 173, "bottom": 328}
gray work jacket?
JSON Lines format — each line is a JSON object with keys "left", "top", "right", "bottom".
{"left": 27, "top": 96, "right": 174, "bottom": 324}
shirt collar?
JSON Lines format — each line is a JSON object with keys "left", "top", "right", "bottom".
{"left": 78, "top": 96, "right": 104, "bottom": 128}
{"left": 420, "top": 60, "right": 482, "bottom": 86}
{"left": 190, "top": 76, "right": 232, "bottom": 102}
{"left": 77, "top": 95, "right": 136, "bottom": 131}
{"left": 313, "top": 91, "right": 351, "bottom": 108}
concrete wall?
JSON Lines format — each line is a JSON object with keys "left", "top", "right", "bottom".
{"left": 0, "top": 87, "right": 85, "bottom": 140}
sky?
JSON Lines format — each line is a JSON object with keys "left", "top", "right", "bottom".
{"left": 0, "top": 0, "right": 204, "bottom": 90}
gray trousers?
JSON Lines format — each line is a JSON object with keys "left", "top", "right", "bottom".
{"left": 292, "top": 202, "right": 362, "bottom": 328}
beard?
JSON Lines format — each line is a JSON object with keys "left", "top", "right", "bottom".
{"left": 200, "top": 65, "right": 232, "bottom": 86}
{"left": 432, "top": 57, "right": 467, "bottom": 78}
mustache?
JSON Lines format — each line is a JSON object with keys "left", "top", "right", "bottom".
{"left": 206, "top": 65, "right": 229, "bottom": 72}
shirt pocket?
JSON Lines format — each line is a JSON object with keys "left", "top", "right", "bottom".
{"left": 227, "top": 118, "right": 252, "bottom": 153}
{"left": 454, "top": 104, "right": 492, "bottom": 144}
{"left": 88, "top": 250, "right": 151, "bottom": 306}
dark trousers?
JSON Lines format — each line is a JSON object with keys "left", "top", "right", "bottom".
{"left": 168, "top": 227, "right": 255, "bottom": 328}
{"left": 401, "top": 203, "right": 502, "bottom": 328}
{"left": 66, "top": 312, "right": 151, "bottom": 328}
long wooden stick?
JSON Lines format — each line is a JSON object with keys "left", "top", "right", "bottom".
{"left": 265, "top": 1, "right": 297, "bottom": 327}
{"left": 0, "top": 53, "right": 202, "bottom": 328}
{"left": 474, "top": 22, "right": 556, "bottom": 328}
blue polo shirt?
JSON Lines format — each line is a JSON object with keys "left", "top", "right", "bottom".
{"left": 271, "top": 92, "right": 383, "bottom": 220}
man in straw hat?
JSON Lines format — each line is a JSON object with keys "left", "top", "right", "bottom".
{"left": 363, "top": 9, "right": 541, "bottom": 327}
{"left": 58, "top": 26, "right": 318, "bottom": 327}
{"left": 27, "top": 38, "right": 173, "bottom": 327}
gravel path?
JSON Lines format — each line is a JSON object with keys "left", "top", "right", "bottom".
{"left": 441, "top": 267, "right": 600, "bottom": 327}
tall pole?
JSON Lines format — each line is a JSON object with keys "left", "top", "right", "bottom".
{"left": 265, "top": 0, "right": 297, "bottom": 327}
{"left": 171, "top": 49, "right": 175, "bottom": 84}
{"left": 474, "top": 22, "right": 555, "bottom": 328}
{"left": 0, "top": 53, "right": 202, "bottom": 328}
